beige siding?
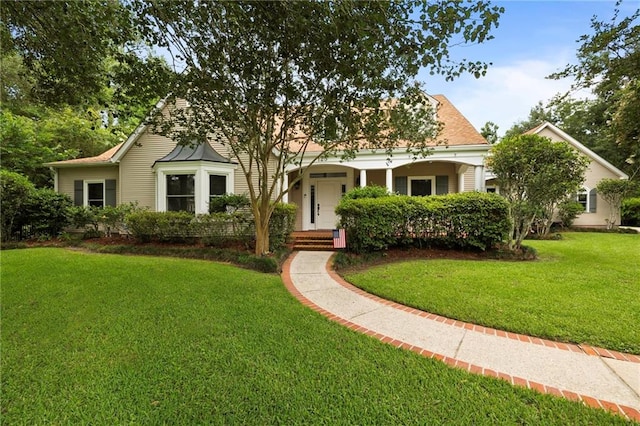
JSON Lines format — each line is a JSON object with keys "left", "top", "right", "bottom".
{"left": 536, "top": 127, "right": 623, "bottom": 227}
{"left": 463, "top": 167, "right": 476, "bottom": 192}
{"left": 58, "top": 167, "right": 119, "bottom": 203}
{"left": 232, "top": 152, "right": 279, "bottom": 201}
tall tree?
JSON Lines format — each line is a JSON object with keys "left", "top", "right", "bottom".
{"left": 133, "top": 0, "right": 503, "bottom": 255}
{"left": 486, "top": 134, "right": 589, "bottom": 250}
{"left": 550, "top": 2, "right": 640, "bottom": 179}
{"left": 480, "top": 121, "right": 499, "bottom": 144}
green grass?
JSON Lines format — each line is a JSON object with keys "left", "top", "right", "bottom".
{"left": 344, "top": 233, "right": 640, "bottom": 354}
{"left": 1, "top": 248, "right": 629, "bottom": 424}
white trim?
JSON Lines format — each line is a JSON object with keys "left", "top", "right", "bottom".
{"left": 408, "top": 176, "right": 436, "bottom": 196}
{"left": 576, "top": 186, "right": 590, "bottom": 213}
{"left": 84, "top": 180, "right": 105, "bottom": 207}
{"left": 530, "top": 122, "right": 628, "bottom": 179}
{"left": 153, "top": 160, "right": 237, "bottom": 214}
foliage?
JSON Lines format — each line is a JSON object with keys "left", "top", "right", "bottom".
{"left": 1, "top": 0, "right": 133, "bottom": 106}
{"left": 66, "top": 206, "right": 102, "bottom": 237}
{"left": 336, "top": 192, "right": 510, "bottom": 253}
{"left": 480, "top": 121, "right": 499, "bottom": 144}
{"left": 131, "top": 0, "right": 503, "bottom": 255}
{"left": 18, "top": 189, "right": 72, "bottom": 239}
{"left": 126, "top": 203, "right": 295, "bottom": 251}
{"left": 0, "top": 170, "right": 35, "bottom": 241}
{"left": 621, "top": 197, "right": 640, "bottom": 226}
{"left": 67, "top": 203, "right": 140, "bottom": 238}
{"left": 596, "top": 178, "right": 638, "bottom": 229}
{"left": 486, "top": 134, "right": 589, "bottom": 249}
{"left": 557, "top": 200, "right": 586, "bottom": 228}
{"left": 208, "top": 193, "right": 251, "bottom": 213}
{"left": 550, "top": 4, "right": 640, "bottom": 179}
{"left": 345, "top": 233, "right": 640, "bottom": 354}
{"left": 342, "top": 185, "right": 391, "bottom": 200}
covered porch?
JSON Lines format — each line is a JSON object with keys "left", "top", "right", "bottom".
{"left": 282, "top": 146, "right": 489, "bottom": 231}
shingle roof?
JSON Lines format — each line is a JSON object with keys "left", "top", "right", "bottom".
{"left": 45, "top": 143, "right": 123, "bottom": 167}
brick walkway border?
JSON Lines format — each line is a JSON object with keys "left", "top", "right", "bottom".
{"left": 281, "top": 253, "right": 640, "bottom": 423}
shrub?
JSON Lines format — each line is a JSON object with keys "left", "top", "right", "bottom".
{"left": 336, "top": 192, "right": 510, "bottom": 253}
{"left": 622, "top": 197, "right": 640, "bottom": 226}
{"left": 342, "top": 185, "right": 390, "bottom": 200}
{"left": 269, "top": 203, "right": 297, "bottom": 251}
{"left": 20, "top": 188, "right": 72, "bottom": 238}
{"left": 126, "top": 211, "right": 195, "bottom": 243}
{"left": 67, "top": 206, "right": 101, "bottom": 237}
{"left": 557, "top": 199, "right": 585, "bottom": 228}
{"left": 197, "top": 212, "right": 253, "bottom": 247}
{"left": 209, "top": 193, "right": 251, "bottom": 213}
{"left": 0, "top": 170, "right": 34, "bottom": 241}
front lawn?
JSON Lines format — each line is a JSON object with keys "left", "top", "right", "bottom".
{"left": 344, "top": 233, "right": 640, "bottom": 354}
{"left": 1, "top": 248, "right": 626, "bottom": 424}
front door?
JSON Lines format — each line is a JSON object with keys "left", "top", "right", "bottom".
{"left": 316, "top": 180, "right": 342, "bottom": 229}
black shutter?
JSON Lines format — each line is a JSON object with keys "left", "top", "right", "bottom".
{"left": 105, "top": 179, "right": 116, "bottom": 207}
{"left": 589, "top": 188, "right": 597, "bottom": 213}
{"left": 435, "top": 175, "right": 449, "bottom": 195}
{"left": 395, "top": 176, "right": 407, "bottom": 195}
{"left": 74, "top": 180, "right": 83, "bottom": 206}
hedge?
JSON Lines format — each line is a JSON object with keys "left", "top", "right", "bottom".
{"left": 125, "top": 202, "right": 296, "bottom": 251}
{"left": 622, "top": 197, "right": 640, "bottom": 226}
{"left": 336, "top": 192, "right": 510, "bottom": 253}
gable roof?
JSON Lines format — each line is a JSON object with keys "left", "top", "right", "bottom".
{"left": 47, "top": 94, "right": 486, "bottom": 168}
{"left": 526, "top": 121, "right": 628, "bottom": 179}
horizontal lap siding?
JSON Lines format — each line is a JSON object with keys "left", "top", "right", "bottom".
{"left": 58, "top": 167, "right": 119, "bottom": 203}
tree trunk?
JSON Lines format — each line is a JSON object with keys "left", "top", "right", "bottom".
{"left": 253, "top": 203, "right": 271, "bottom": 256}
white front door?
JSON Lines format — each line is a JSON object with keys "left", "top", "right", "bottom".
{"left": 316, "top": 180, "right": 342, "bottom": 229}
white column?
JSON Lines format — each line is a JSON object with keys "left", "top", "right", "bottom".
{"left": 281, "top": 172, "right": 289, "bottom": 203}
{"left": 360, "top": 169, "right": 367, "bottom": 187}
{"left": 458, "top": 171, "right": 465, "bottom": 193}
{"left": 385, "top": 168, "right": 393, "bottom": 193}
{"left": 474, "top": 165, "right": 485, "bottom": 192}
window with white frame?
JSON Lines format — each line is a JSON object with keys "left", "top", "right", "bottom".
{"left": 409, "top": 176, "right": 435, "bottom": 196}
{"left": 209, "top": 174, "right": 226, "bottom": 200}
{"left": 166, "top": 174, "right": 195, "bottom": 212}
{"left": 576, "top": 187, "right": 588, "bottom": 211}
{"left": 85, "top": 181, "right": 105, "bottom": 207}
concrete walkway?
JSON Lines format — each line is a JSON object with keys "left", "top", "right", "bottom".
{"left": 282, "top": 251, "right": 640, "bottom": 422}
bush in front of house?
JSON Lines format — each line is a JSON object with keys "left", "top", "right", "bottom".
{"left": 125, "top": 202, "right": 296, "bottom": 251}
{"left": 557, "top": 199, "right": 585, "bottom": 228}
{"left": 20, "top": 188, "right": 72, "bottom": 239}
{"left": 336, "top": 192, "right": 510, "bottom": 253}
{"left": 622, "top": 197, "right": 640, "bottom": 226}
{"left": 1, "top": 170, "right": 35, "bottom": 241}
{"left": 342, "top": 185, "right": 390, "bottom": 200}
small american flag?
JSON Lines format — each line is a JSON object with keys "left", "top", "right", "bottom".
{"left": 333, "top": 228, "right": 346, "bottom": 249}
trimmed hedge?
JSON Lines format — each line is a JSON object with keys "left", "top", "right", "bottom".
{"left": 336, "top": 192, "right": 510, "bottom": 253}
{"left": 622, "top": 197, "right": 640, "bottom": 226}
{"left": 125, "top": 202, "right": 296, "bottom": 251}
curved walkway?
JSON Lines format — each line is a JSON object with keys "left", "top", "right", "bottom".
{"left": 281, "top": 251, "right": 640, "bottom": 422}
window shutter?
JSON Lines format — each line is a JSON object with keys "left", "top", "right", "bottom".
{"left": 105, "top": 179, "right": 116, "bottom": 207}
{"left": 589, "top": 188, "right": 597, "bottom": 213}
{"left": 436, "top": 175, "right": 449, "bottom": 195}
{"left": 395, "top": 176, "right": 407, "bottom": 195}
{"left": 74, "top": 180, "right": 83, "bottom": 206}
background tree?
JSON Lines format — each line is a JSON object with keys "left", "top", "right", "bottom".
{"left": 550, "top": 2, "right": 640, "bottom": 179}
{"left": 596, "top": 178, "right": 638, "bottom": 229}
{"left": 480, "top": 121, "right": 499, "bottom": 144}
{"left": 133, "top": 0, "right": 503, "bottom": 255}
{"left": 486, "top": 134, "right": 589, "bottom": 250}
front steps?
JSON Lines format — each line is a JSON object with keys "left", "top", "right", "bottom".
{"left": 291, "top": 231, "right": 335, "bottom": 251}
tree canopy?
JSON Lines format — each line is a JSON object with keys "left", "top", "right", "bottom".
{"left": 486, "top": 134, "right": 589, "bottom": 250}
{"left": 133, "top": 0, "right": 503, "bottom": 254}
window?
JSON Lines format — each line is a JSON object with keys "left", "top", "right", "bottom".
{"left": 86, "top": 182, "right": 105, "bottom": 207}
{"left": 409, "top": 177, "right": 434, "bottom": 196}
{"left": 209, "top": 174, "right": 226, "bottom": 198}
{"left": 167, "top": 174, "right": 195, "bottom": 212}
{"left": 576, "top": 188, "right": 588, "bottom": 211}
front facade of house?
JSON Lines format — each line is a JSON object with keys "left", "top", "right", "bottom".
{"left": 49, "top": 95, "right": 490, "bottom": 231}
{"left": 47, "top": 97, "right": 626, "bottom": 230}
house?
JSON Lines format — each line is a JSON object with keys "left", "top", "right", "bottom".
{"left": 484, "top": 122, "right": 628, "bottom": 228}
{"left": 47, "top": 94, "right": 490, "bottom": 231}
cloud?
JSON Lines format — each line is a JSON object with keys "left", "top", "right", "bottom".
{"left": 433, "top": 58, "right": 579, "bottom": 135}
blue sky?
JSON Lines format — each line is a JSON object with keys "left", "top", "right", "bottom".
{"left": 420, "top": 0, "right": 638, "bottom": 135}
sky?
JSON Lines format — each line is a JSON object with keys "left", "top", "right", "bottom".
{"left": 419, "top": 0, "right": 639, "bottom": 136}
